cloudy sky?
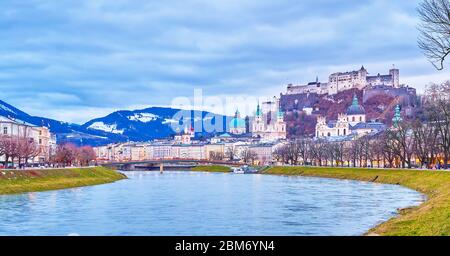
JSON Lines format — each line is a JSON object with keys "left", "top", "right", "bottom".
{"left": 0, "top": 0, "right": 447, "bottom": 123}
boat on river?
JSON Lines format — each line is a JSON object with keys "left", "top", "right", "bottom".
{"left": 232, "top": 165, "right": 258, "bottom": 174}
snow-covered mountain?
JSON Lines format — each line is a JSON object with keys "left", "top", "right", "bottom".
{"left": 0, "top": 99, "right": 128, "bottom": 146}
{"left": 1, "top": 99, "right": 231, "bottom": 146}
{"left": 81, "top": 107, "right": 230, "bottom": 142}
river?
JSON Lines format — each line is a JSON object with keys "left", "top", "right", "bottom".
{"left": 0, "top": 171, "right": 424, "bottom": 236}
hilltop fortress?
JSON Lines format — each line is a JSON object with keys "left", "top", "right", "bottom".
{"left": 279, "top": 65, "right": 417, "bottom": 138}
{"left": 286, "top": 66, "right": 400, "bottom": 95}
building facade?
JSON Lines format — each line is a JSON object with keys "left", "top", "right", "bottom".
{"left": 251, "top": 97, "right": 287, "bottom": 141}
{"left": 315, "top": 95, "right": 385, "bottom": 139}
{"left": 286, "top": 66, "right": 400, "bottom": 96}
{"left": 0, "top": 116, "right": 56, "bottom": 164}
{"left": 229, "top": 110, "right": 246, "bottom": 135}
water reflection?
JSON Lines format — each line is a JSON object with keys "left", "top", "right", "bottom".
{"left": 0, "top": 171, "right": 424, "bottom": 236}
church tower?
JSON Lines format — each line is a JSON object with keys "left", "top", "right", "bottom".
{"left": 392, "top": 105, "right": 403, "bottom": 128}
{"left": 252, "top": 102, "right": 265, "bottom": 136}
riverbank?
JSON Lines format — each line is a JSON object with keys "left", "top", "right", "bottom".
{"left": 0, "top": 166, "right": 126, "bottom": 195}
{"left": 264, "top": 166, "right": 450, "bottom": 236}
{"left": 190, "top": 165, "right": 231, "bottom": 173}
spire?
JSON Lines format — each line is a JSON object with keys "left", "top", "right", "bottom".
{"left": 235, "top": 109, "right": 240, "bottom": 118}
{"left": 256, "top": 101, "right": 262, "bottom": 117}
{"left": 316, "top": 76, "right": 319, "bottom": 83}
{"left": 352, "top": 94, "right": 359, "bottom": 106}
{"left": 392, "top": 105, "right": 403, "bottom": 128}
{"left": 277, "top": 109, "right": 284, "bottom": 119}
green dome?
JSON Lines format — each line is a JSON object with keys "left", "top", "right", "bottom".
{"left": 347, "top": 94, "right": 365, "bottom": 115}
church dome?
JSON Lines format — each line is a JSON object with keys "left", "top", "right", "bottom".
{"left": 229, "top": 110, "right": 245, "bottom": 128}
{"left": 346, "top": 95, "right": 365, "bottom": 115}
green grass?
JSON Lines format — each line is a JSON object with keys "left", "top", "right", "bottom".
{"left": 190, "top": 165, "right": 232, "bottom": 173}
{"left": 264, "top": 166, "right": 450, "bottom": 236}
{"left": 0, "top": 166, "right": 126, "bottom": 195}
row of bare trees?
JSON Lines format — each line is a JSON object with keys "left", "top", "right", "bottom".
{"left": 275, "top": 81, "right": 450, "bottom": 169}
{"left": 209, "top": 147, "right": 259, "bottom": 165}
{"left": 0, "top": 135, "right": 40, "bottom": 167}
{"left": 1, "top": 136, "right": 96, "bottom": 168}
{"left": 52, "top": 144, "right": 96, "bottom": 167}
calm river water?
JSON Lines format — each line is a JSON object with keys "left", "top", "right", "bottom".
{"left": 0, "top": 171, "right": 424, "bottom": 236}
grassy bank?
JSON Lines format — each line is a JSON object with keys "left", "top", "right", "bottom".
{"left": 0, "top": 166, "right": 126, "bottom": 195}
{"left": 190, "top": 165, "right": 231, "bottom": 173}
{"left": 265, "top": 166, "right": 450, "bottom": 236}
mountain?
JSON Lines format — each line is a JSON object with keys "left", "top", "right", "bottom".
{"left": 0, "top": 99, "right": 128, "bottom": 146}
{"left": 81, "top": 107, "right": 230, "bottom": 142}
{"left": 1, "top": 99, "right": 231, "bottom": 146}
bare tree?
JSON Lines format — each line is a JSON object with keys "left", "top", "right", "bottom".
{"left": 310, "top": 139, "right": 326, "bottom": 166}
{"left": 18, "top": 137, "right": 40, "bottom": 167}
{"left": 424, "top": 81, "right": 450, "bottom": 168}
{"left": 225, "top": 147, "right": 237, "bottom": 161}
{"left": 411, "top": 119, "right": 438, "bottom": 168}
{"left": 347, "top": 139, "right": 360, "bottom": 167}
{"left": 332, "top": 141, "right": 346, "bottom": 167}
{"left": 297, "top": 138, "right": 311, "bottom": 166}
{"left": 418, "top": 0, "right": 450, "bottom": 70}
{"left": 55, "top": 143, "right": 79, "bottom": 167}
{"left": 0, "top": 136, "right": 19, "bottom": 167}
{"left": 240, "top": 148, "right": 258, "bottom": 165}
{"left": 286, "top": 141, "right": 301, "bottom": 165}
{"left": 358, "top": 136, "right": 371, "bottom": 167}
{"left": 388, "top": 122, "right": 416, "bottom": 168}
{"left": 209, "top": 151, "right": 224, "bottom": 161}
{"left": 380, "top": 131, "right": 397, "bottom": 168}
{"left": 78, "top": 146, "right": 96, "bottom": 166}
{"left": 369, "top": 135, "right": 385, "bottom": 168}
{"left": 273, "top": 145, "right": 288, "bottom": 164}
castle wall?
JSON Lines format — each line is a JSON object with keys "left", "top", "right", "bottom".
{"left": 363, "top": 85, "right": 417, "bottom": 106}
{"left": 286, "top": 66, "right": 400, "bottom": 97}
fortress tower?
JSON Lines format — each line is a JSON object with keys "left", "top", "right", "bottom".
{"left": 389, "top": 65, "right": 400, "bottom": 88}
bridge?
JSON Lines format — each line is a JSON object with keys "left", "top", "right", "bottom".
{"left": 102, "top": 159, "right": 245, "bottom": 171}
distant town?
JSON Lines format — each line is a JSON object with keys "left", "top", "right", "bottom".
{"left": 90, "top": 66, "right": 448, "bottom": 169}
{"left": 0, "top": 65, "right": 448, "bottom": 169}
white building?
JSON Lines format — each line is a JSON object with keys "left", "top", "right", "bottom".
{"left": 0, "top": 115, "right": 56, "bottom": 164}
{"left": 251, "top": 97, "right": 287, "bottom": 141}
{"left": 315, "top": 95, "right": 385, "bottom": 139}
{"left": 229, "top": 110, "right": 246, "bottom": 135}
{"left": 171, "top": 144, "right": 206, "bottom": 160}
{"left": 148, "top": 143, "right": 173, "bottom": 160}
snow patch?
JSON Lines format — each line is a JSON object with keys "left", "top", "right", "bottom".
{"left": 88, "top": 122, "right": 124, "bottom": 134}
{"left": 128, "top": 113, "right": 158, "bottom": 123}
{"left": 162, "top": 118, "right": 179, "bottom": 124}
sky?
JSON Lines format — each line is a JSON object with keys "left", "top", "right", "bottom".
{"left": 0, "top": 0, "right": 448, "bottom": 124}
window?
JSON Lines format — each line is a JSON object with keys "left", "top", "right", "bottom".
{"left": 338, "top": 129, "right": 340, "bottom": 136}
{"left": 327, "top": 132, "right": 331, "bottom": 137}
{"left": 359, "top": 116, "right": 362, "bottom": 122}
{"left": 344, "top": 129, "right": 346, "bottom": 135}
{"left": 352, "top": 117, "right": 355, "bottom": 122}
{"left": 3, "top": 127, "right": 7, "bottom": 135}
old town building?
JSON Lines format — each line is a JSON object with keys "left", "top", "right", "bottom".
{"left": 315, "top": 95, "right": 385, "bottom": 139}
{"left": 251, "top": 97, "right": 287, "bottom": 141}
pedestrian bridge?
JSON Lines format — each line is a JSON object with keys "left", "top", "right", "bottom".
{"left": 102, "top": 159, "right": 243, "bottom": 171}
